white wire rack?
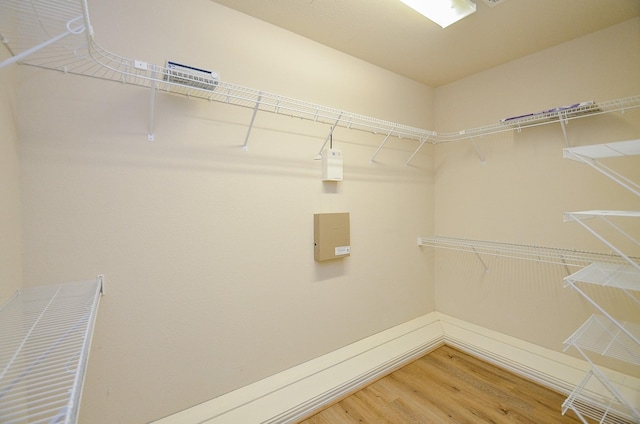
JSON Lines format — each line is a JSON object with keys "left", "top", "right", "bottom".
{"left": 1, "top": 0, "right": 639, "bottom": 161}
{"left": 563, "top": 211, "right": 640, "bottom": 273}
{"left": 562, "top": 368, "right": 639, "bottom": 424}
{"left": 0, "top": 278, "right": 103, "bottom": 424}
{"left": 417, "top": 236, "right": 632, "bottom": 271}
{"left": 564, "top": 139, "right": 640, "bottom": 198}
{"left": 434, "top": 97, "right": 640, "bottom": 144}
{"left": 564, "top": 315, "right": 640, "bottom": 366}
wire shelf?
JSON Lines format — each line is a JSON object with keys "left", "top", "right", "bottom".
{"left": 564, "top": 139, "right": 640, "bottom": 160}
{"left": 0, "top": 279, "right": 102, "bottom": 424}
{"left": 418, "top": 236, "right": 632, "bottom": 269}
{"left": 562, "top": 369, "right": 639, "bottom": 424}
{"left": 2, "top": 0, "right": 639, "bottom": 154}
{"left": 435, "top": 96, "right": 640, "bottom": 143}
{"left": 563, "top": 315, "right": 640, "bottom": 366}
{"left": 565, "top": 263, "right": 640, "bottom": 292}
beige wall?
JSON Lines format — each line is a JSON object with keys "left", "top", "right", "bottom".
{"left": 11, "top": 1, "right": 640, "bottom": 422}
{"left": 0, "top": 46, "right": 22, "bottom": 304}
{"left": 433, "top": 18, "right": 640, "bottom": 362}
{"left": 16, "top": 1, "right": 434, "bottom": 422}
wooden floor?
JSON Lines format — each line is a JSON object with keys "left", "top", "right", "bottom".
{"left": 298, "top": 345, "right": 585, "bottom": 424}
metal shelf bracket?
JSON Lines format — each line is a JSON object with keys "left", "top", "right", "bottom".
{"left": 147, "top": 68, "right": 157, "bottom": 142}
{"left": 470, "top": 137, "right": 486, "bottom": 164}
{"left": 242, "top": 93, "right": 262, "bottom": 151}
{"left": 315, "top": 113, "right": 342, "bottom": 159}
{"left": 370, "top": 125, "right": 397, "bottom": 164}
{"left": 405, "top": 134, "right": 431, "bottom": 166}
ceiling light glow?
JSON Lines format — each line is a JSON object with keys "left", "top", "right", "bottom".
{"left": 400, "top": 0, "right": 476, "bottom": 28}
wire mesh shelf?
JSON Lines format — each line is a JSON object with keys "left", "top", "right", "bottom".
{"left": 562, "top": 369, "right": 639, "bottom": 424}
{"left": 565, "top": 263, "right": 640, "bottom": 292}
{"left": 435, "top": 96, "right": 640, "bottom": 143}
{"left": 0, "top": 279, "right": 103, "bottom": 424}
{"left": 418, "top": 236, "right": 632, "bottom": 269}
{"left": 2, "top": 0, "right": 639, "bottom": 153}
{"left": 563, "top": 315, "right": 640, "bottom": 366}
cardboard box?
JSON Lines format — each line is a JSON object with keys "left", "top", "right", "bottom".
{"left": 314, "top": 213, "right": 350, "bottom": 261}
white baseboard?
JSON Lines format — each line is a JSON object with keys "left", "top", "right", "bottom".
{"left": 152, "top": 312, "right": 444, "bottom": 424}
{"left": 152, "top": 312, "right": 640, "bottom": 424}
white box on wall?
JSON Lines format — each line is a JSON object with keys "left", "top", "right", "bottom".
{"left": 322, "top": 149, "right": 343, "bottom": 181}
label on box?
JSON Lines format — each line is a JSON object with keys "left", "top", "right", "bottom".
{"left": 335, "top": 246, "right": 351, "bottom": 256}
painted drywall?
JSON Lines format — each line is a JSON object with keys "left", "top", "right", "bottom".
{"left": 433, "top": 18, "right": 640, "bottom": 370}
{"left": 15, "top": 0, "right": 435, "bottom": 422}
{"left": 0, "top": 47, "right": 22, "bottom": 304}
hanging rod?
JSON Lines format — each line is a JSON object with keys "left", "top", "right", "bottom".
{"left": 418, "top": 236, "right": 634, "bottom": 269}
{"left": 1, "top": 0, "right": 639, "bottom": 155}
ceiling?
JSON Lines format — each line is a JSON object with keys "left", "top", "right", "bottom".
{"left": 210, "top": 0, "right": 640, "bottom": 87}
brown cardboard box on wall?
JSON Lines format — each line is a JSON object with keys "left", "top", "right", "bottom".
{"left": 314, "top": 213, "right": 350, "bottom": 261}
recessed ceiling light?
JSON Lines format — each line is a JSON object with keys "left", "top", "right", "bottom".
{"left": 400, "top": 0, "right": 476, "bottom": 28}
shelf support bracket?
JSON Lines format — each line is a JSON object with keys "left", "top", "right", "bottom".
{"left": 566, "top": 213, "right": 640, "bottom": 272}
{"left": 559, "top": 255, "right": 572, "bottom": 277}
{"left": 370, "top": 126, "right": 396, "bottom": 164}
{"left": 558, "top": 112, "right": 570, "bottom": 147}
{"left": 242, "top": 93, "right": 262, "bottom": 151}
{"left": 314, "top": 113, "right": 342, "bottom": 159}
{"left": 565, "top": 152, "right": 640, "bottom": 198}
{"left": 471, "top": 246, "right": 489, "bottom": 273}
{"left": 147, "top": 69, "right": 157, "bottom": 142}
{"left": 470, "top": 137, "right": 486, "bottom": 164}
{"left": 405, "top": 134, "right": 431, "bottom": 166}
{"left": 564, "top": 280, "right": 640, "bottom": 346}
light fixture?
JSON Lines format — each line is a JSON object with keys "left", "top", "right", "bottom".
{"left": 400, "top": 0, "right": 476, "bottom": 28}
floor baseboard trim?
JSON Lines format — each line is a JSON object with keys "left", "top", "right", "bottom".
{"left": 264, "top": 338, "right": 444, "bottom": 424}
{"left": 437, "top": 312, "right": 640, "bottom": 421}
{"left": 153, "top": 312, "right": 444, "bottom": 424}
{"left": 153, "top": 312, "right": 639, "bottom": 423}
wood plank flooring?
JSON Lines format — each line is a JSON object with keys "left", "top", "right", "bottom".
{"left": 298, "top": 345, "right": 585, "bottom": 424}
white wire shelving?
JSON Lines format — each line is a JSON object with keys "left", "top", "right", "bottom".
{"left": 0, "top": 278, "right": 103, "bottom": 424}
{"left": 564, "top": 139, "right": 640, "bottom": 198}
{"left": 417, "top": 236, "right": 632, "bottom": 272}
{"left": 561, "top": 315, "right": 640, "bottom": 424}
{"left": 564, "top": 315, "right": 640, "bottom": 366}
{"left": 1, "top": 0, "right": 639, "bottom": 162}
{"left": 561, "top": 139, "right": 640, "bottom": 424}
{"left": 562, "top": 367, "right": 639, "bottom": 424}
{"left": 420, "top": 235, "right": 640, "bottom": 422}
